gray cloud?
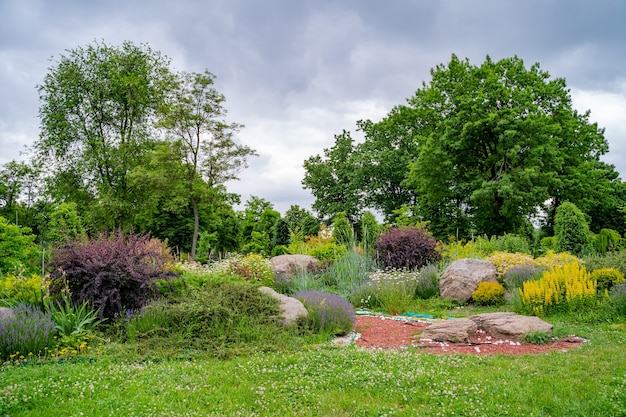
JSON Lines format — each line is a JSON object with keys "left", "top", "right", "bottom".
{"left": 1, "top": 0, "right": 625, "bottom": 215}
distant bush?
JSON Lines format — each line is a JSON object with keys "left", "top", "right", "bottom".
{"left": 0, "top": 304, "right": 56, "bottom": 360}
{"left": 227, "top": 253, "right": 274, "bottom": 287}
{"left": 0, "top": 216, "right": 39, "bottom": 275}
{"left": 486, "top": 251, "right": 536, "bottom": 282}
{"left": 503, "top": 265, "right": 546, "bottom": 291}
{"left": 374, "top": 226, "right": 441, "bottom": 270}
{"left": 491, "top": 234, "right": 531, "bottom": 254}
{"left": 0, "top": 274, "right": 47, "bottom": 307}
{"left": 295, "top": 290, "right": 355, "bottom": 336}
{"left": 472, "top": 282, "right": 505, "bottom": 306}
{"left": 610, "top": 283, "right": 626, "bottom": 317}
{"left": 415, "top": 264, "right": 440, "bottom": 299}
{"left": 589, "top": 268, "right": 625, "bottom": 292}
{"left": 49, "top": 230, "right": 176, "bottom": 320}
{"left": 583, "top": 251, "right": 626, "bottom": 278}
{"left": 593, "top": 229, "right": 622, "bottom": 255}
{"left": 554, "top": 201, "right": 594, "bottom": 257}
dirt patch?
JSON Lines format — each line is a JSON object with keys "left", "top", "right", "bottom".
{"left": 354, "top": 315, "right": 586, "bottom": 355}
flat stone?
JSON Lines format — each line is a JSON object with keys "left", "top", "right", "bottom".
{"left": 419, "top": 318, "right": 478, "bottom": 342}
{"left": 469, "top": 312, "right": 553, "bottom": 342}
{"left": 258, "top": 286, "right": 308, "bottom": 325}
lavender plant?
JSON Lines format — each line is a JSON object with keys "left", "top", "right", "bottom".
{"left": 295, "top": 290, "right": 355, "bottom": 336}
{"left": 0, "top": 304, "right": 55, "bottom": 360}
{"left": 610, "top": 282, "right": 626, "bottom": 316}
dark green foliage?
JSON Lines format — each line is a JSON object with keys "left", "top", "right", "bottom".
{"left": 554, "top": 201, "right": 594, "bottom": 256}
{"left": 593, "top": 228, "right": 622, "bottom": 255}
{"left": 374, "top": 226, "right": 441, "bottom": 270}
{"left": 273, "top": 218, "right": 291, "bottom": 247}
{"left": 48, "top": 230, "right": 176, "bottom": 320}
{"left": 492, "top": 234, "right": 531, "bottom": 254}
{"left": 522, "top": 331, "right": 552, "bottom": 345}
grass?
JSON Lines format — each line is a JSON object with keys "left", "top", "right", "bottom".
{"left": 1, "top": 322, "right": 625, "bottom": 416}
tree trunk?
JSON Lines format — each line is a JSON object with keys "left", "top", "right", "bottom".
{"left": 191, "top": 196, "right": 199, "bottom": 261}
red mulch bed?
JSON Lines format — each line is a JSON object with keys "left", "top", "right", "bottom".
{"left": 354, "top": 315, "right": 586, "bottom": 355}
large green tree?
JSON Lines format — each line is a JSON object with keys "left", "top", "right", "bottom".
{"left": 36, "top": 40, "right": 173, "bottom": 229}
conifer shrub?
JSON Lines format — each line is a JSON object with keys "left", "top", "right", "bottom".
{"left": 49, "top": 230, "right": 176, "bottom": 320}
{"left": 589, "top": 268, "right": 625, "bottom": 292}
{"left": 554, "top": 201, "right": 594, "bottom": 256}
{"left": 593, "top": 228, "right": 622, "bottom": 255}
{"left": 374, "top": 226, "right": 441, "bottom": 270}
{"left": 516, "top": 262, "right": 597, "bottom": 316}
{"left": 471, "top": 282, "right": 505, "bottom": 306}
{"left": 486, "top": 251, "right": 536, "bottom": 282}
{"left": 295, "top": 290, "right": 355, "bottom": 336}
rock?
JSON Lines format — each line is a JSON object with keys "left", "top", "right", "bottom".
{"left": 420, "top": 318, "right": 478, "bottom": 342}
{"left": 0, "top": 307, "right": 14, "bottom": 322}
{"left": 419, "top": 312, "right": 553, "bottom": 343}
{"left": 270, "top": 254, "right": 319, "bottom": 279}
{"left": 258, "top": 286, "right": 308, "bottom": 325}
{"left": 439, "top": 258, "right": 498, "bottom": 302}
{"left": 469, "top": 312, "right": 553, "bottom": 342}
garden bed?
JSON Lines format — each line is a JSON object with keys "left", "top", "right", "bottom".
{"left": 352, "top": 315, "right": 586, "bottom": 355}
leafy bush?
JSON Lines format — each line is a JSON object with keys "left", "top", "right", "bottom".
{"left": 589, "top": 268, "right": 625, "bottom": 292}
{"left": 534, "top": 251, "right": 581, "bottom": 270}
{"left": 503, "top": 265, "right": 546, "bottom": 291}
{"left": 332, "top": 212, "right": 354, "bottom": 247}
{"left": 593, "top": 228, "right": 622, "bottom": 255}
{"left": 0, "top": 216, "right": 39, "bottom": 275}
{"left": 540, "top": 236, "right": 556, "bottom": 253}
{"left": 374, "top": 226, "right": 441, "bottom": 270}
{"left": 610, "top": 283, "right": 626, "bottom": 317}
{"left": 0, "top": 304, "right": 55, "bottom": 360}
{"left": 227, "top": 253, "right": 274, "bottom": 286}
{"left": 554, "top": 201, "right": 594, "bottom": 257}
{"left": 471, "top": 282, "right": 505, "bottom": 306}
{"left": 516, "top": 262, "right": 597, "bottom": 316}
{"left": 295, "top": 290, "right": 355, "bottom": 336}
{"left": 415, "top": 264, "right": 440, "bottom": 299}
{"left": 48, "top": 230, "right": 176, "bottom": 320}
{"left": 0, "top": 274, "right": 47, "bottom": 307}
{"left": 308, "top": 241, "right": 347, "bottom": 262}
{"left": 583, "top": 251, "right": 626, "bottom": 278}
{"left": 491, "top": 234, "right": 531, "bottom": 254}
{"left": 441, "top": 239, "right": 488, "bottom": 261}
{"left": 486, "top": 251, "right": 536, "bottom": 282}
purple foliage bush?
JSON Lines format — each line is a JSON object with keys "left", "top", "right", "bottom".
{"left": 0, "top": 304, "right": 55, "bottom": 360}
{"left": 49, "top": 230, "right": 177, "bottom": 320}
{"left": 295, "top": 290, "right": 355, "bottom": 336}
{"left": 374, "top": 226, "right": 441, "bottom": 270}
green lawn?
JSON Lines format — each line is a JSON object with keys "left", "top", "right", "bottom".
{"left": 2, "top": 321, "right": 625, "bottom": 417}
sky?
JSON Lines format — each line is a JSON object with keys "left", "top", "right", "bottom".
{"left": 1, "top": 0, "right": 625, "bottom": 215}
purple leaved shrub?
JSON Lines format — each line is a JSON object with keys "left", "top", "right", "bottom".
{"left": 374, "top": 226, "right": 441, "bottom": 270}
{"left": 295, "top": 290, "right": 355, "bottom": 336}
{"left": 49, "top": 230, "right": 177, "bottom": 320}
{"left": 0, "top": 304, "right": 55, "bottom": 360}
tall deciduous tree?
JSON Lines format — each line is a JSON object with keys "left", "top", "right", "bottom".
{"left": 156, "top": 71, "right": 256, "bottom": 259}
{"left": 36, "top": 40, "right": 173, "bottom": 229}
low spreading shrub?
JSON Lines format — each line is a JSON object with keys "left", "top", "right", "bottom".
{"left": 295, "top": 290, "right": 355, "bottom": 336}
{"left": 471, "top": 282, "right": 505, "bottom": 306}
{"left": 516, "top": 262, "right": 597, "bottom": 316}
{"left": 589, "top": 268, "right": 625, "bottom": 292}
{"left": 583, "top": 251, "right": 626, "bottom": 278}
{"left": 48, "top": 230, "right": 176, "bottom": 320}
{"left": 0, "top": 304, "right": 56, "bottom": 360}
{"left": 374, "top": 226, "right": 441, "bottom": 270}
{"left": 486, "top": 251, "right": 536, "bottom": 282}
{"left": 227, "top": 254, "right": 274, "bottom": 286}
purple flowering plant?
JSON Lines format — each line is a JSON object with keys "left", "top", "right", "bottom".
{"left": 295, "top": 290, "right": 355, "bottom": 336}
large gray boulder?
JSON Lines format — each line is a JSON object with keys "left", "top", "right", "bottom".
{"left": 258, "top": 286, "right": 308, "bottom": 325}
{"left": 270, "top": 254, "right": 319, "bottom": 279}
{"left": 469, "top": 312, "right": 553, "bottom": 341}
{"left": 419, "top": 312, "right": 553, "bottom": 343}
{"left": 439, "top": 258, "right": 498, "bottom": 302}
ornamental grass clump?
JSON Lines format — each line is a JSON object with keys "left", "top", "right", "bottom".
{"left": 295, "top": 290, "right": 355, "bottom": 336}
{"left": 516, "top": 262, "right": 597, "bottom": 316}
{"left": 0, "top": 304, "right": 55, "bottom": 360}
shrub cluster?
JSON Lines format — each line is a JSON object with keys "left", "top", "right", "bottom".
{"left": 374, "top": 226, "right": 441, "bottom": 270}
{"left": 472, "top": 282, "right": 505, "bottom": 306}
{"left": 610, "top": 283, "right": 626, "bottom": 317}
{"left": 49, "top": 230, "right": 176, "bottom": 320}
{"left": 0, "top": 274, "right": 47, "bottom": 307}
{"left": 227, "top": 253, "right": 274, "bottom": 286}
{"left": 589, "top": 268, "right": 625, "bottom": 292}
{"left": 295, "top": 290, "right": 355, "bottom": 336}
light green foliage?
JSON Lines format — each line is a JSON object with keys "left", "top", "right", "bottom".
{"left": 46, "top": 202, "right": 85, "bottom": 243}
{"left": 0, "top": 216, "right": 39, "bottom": 275}
{"left": 540, "top": 236, "right": 556, "bottom": 253}
{"left": 227, "top": 254, "right": 274, "bottom": 286}
{"left": 441, "top": 239, "right": 489, "bottom": 261}
{"left": 359, "top": 210, "right": 381, "bottom": 252}
{"left": 589, "top": 268, "right": 625, "bottom": 291}
{"left": 332, "top": 211, "right": 354, "bottom": 247}
{"left": 471, "top": 282, "right": 505, "bottom": 306}
{"left": 0, "top": 274, "right": 47, "bottom": 307}
{"left": 554, "top": 201, "right": 594, "bottom": 257}
{"left": 491, "top": 234, "right": 531, "bottom": 254}
{"left": 593, "top": 228, "right": 622, "bottom": 255}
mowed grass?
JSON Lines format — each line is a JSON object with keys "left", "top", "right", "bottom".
{"left": 1, "top": 321, "right": 625, "bottom": 417}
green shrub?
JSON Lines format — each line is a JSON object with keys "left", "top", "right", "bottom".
{"left": 593, "top": 228, "right": 622, "bottom": 255}
{"left": 554, "top": 201, "right": 594, "bottom": 257}
{"left": 589, "top": 268, "right": 625, "bottom": 291}
{"left": 0, "top": 274, "right": 47, "bottom": 307}
{"left": 540, "top": 236, "right": 556, "bottom": 253}
{"left": 492, "top": 234, "right": 531, "bottom": 254}
{"left": 295, "top": 290, "right": 355, "bottom": 336}
{"left": 583, "top": 251, "right": 626, "bottom": 278}
{"left": 0, "top": 216, "right": 39, "bottom": 275}
{"left": 227, "top": 254, "right": 274, "bottom": 286}
{"left": 471, "top": 282, "right": 505, "bottom": 306}
{"left": 332, "top": 212, "right": 354, "bottom": 247}
{"left": 308, "top": 242, "right": 347, "bottom": 262}
{"left": 486, "top": 251, "right": 536, "bottom": 282}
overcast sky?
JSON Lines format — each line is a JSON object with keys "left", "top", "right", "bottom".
{"left": 1, "top": 0, "right": 625, "bottom": 214}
